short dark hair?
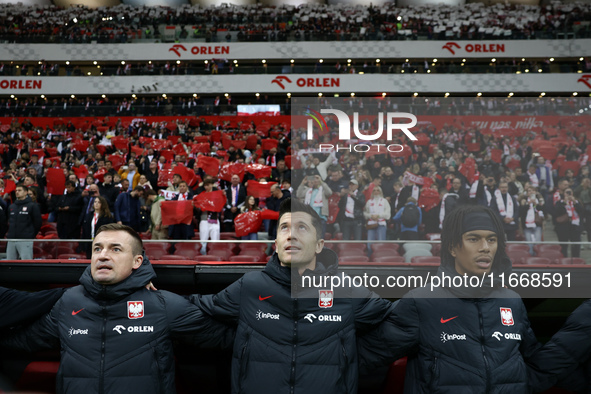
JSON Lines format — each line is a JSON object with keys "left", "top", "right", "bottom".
{"left": 278, "top": 198, "right": 323, "bottom": 241}
{"left": 95, "top": 223, "right": 143, "bottom": 256}
{"left": 133, "top": 185, "right": 145, "bottom": 193}
{"left": 440, "top": 205, "right": 506, "bottom": 268}
{"left": 15, "top": 183, "right": 28, "bottom": 192}
{"left": 65, "top": 180, "right": 76, "bottom": 188}
{"left": 178, "top": 180, "right": 188, "bottom": 187}
{"left": 145, "top": 189, "right": 157, "bottom": 197}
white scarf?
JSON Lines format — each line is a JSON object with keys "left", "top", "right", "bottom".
{"left": 305, "top": 186, "right": 324, "bottom": 208}
{"left": 411, "top": 185, "right": 420, "bottom": 200}
{"left": 439, "top": 193, "right": 458, "bottom": 229}
{"left": 525, "top": 203, "right": 543, "bottom": 228}
{"left": 528, "top": 172, "right": 539, "bottom": 188}
{"left": 566, "top": 201, "right": 580, "bottom": 226}
{"left": 469, "top": 180, "right": 479, "bottom": 199}
{"left": 345, "top": 192, "right": 356, "bottom": 218}
{"left": 367, "top": 198, "right": 387, "bottom": 226}
{"left": 494, "top": 189, "right": 514, "bottom": 221}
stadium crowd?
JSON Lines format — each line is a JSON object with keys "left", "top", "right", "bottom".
{"left": 0, "top": 95, "right": 589, "bottom": 260}
{"left": 0, "top": 1, "right": 590, "bottom": 44}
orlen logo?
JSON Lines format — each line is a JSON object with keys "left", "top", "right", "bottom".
{"left": 442, "top": 42, "right": 505, "bottom": 55}
{"left": 578, "top": 74, "right": 591, "bottom": 89}
{"left": 168, "top": 44, "right": 230, "bottom": 57}
{"left": 272, "top": 75, "right": 340, "bottom": 90}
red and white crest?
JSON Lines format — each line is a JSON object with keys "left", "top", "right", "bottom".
{"left": 128, "top": 301, "right": 144, "bottom": 319}
{"left": 500, "top": 307, "right": 514, "bottom": 326}
{"left": 319, "top": 290, "right": 333, "bottom": 308}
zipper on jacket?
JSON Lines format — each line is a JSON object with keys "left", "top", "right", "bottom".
{"left": 340, "top": 338, "right": 349, "bottom": 393}
{"left": 238, "top": 332, "right": 250, "bottom": 392}
{"left": 476, "top": 302, "right": 491, "bottom": 394}
{"left": 290, "top": 297, "right": 298, "bottom": 394}
{"left": 429, "top": 356, "right": 439, "bottom": 392}
{"left": 99, "top": 304, "right": 107, "bottom": 394}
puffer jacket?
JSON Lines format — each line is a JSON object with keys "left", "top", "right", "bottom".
{"left": 7, "top": 196, "right": 41, "bottom": 239}
{"left": 359, "top": 252, "right": 541, "bottom": 393}
{"left": 2, "top": 257, "right": 232, "bottom": 394}
{"left": 191, "top": 248, "right": 393, "bottom": 394}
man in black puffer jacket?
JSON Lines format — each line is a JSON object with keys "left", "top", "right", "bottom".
{"left": 1, "top": 223, "right": 232, "bottom": 394}
{"left": 190, "top": 198, "right": 394, "bottom": 394}
{"left": 527, "top": 299, "right": 590, "bottom": 392}
{"left": 359, "top": 205, "right": 541, "bottom": 393}
{"left": 7, "top": 183, "right": 41, "bottom": 260}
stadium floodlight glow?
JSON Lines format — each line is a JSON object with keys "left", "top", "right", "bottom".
{"left": 350, "top": 93, "right": 355, "bottom": 97}
{"left": 433, "top": 59, "right": 437, "bottom": 62}
{"left": 522, "top": 58, "right": 525, "bottom": 61}
{"left": 102, "top": 94, "right": 106, "bottom": 98}
{"left": 538, "top": 69, "right": 542, "bottom": 73}
{"left": 121, "top": 61, "right": 125, "bottom": 65}
{"left": 382, "top": 93, "right": 387, "bottom": 97}
{"left": 347, "top": 59, "right": 351, "bottom": 63}
{"left": 290, "top": 59, "right": 294, "bottom": 63}
{"left": 401, "top": 70, "right": 405, "bottom": 73}
{"left": 66, "top": 61, "right": 70, "bottom": 65}
{"left": 491, "top": 58, "right": 496, "bottom": 62}
{"left": 540, "top": 92, "right": 546, "bottom": 96}
{"left": 427, "top": 70, "right": 431, "bottom": 73}
{"left": 413, "top": 92, "right": 418, "bottom": 97}
{"left": 40, "top": 95, "right": 44, "bottom": 98}
{"left": 462, "top": 59, "right": 466, "bottom": 62}
{"left": 287, "top": 93, "right": 291, "bottom": 97}
{"left": 509, "top": 92, "right": 514, "bottom": 97}
{"left": 376, "top": 59, "right": 380, "bottom": 63}
{"left": 87, "top": 72, "right": 91, "bottom": 75}
{"left": 318, "top": 93, "right": 323, "bottom": 97}
{"left": 525, "top": 69, "right": 530, "bottom": 73}
{"left": 580, "top": 57, "right": 584, "bottom": 61}
{"left": 444, "top": 93, "right": 450, "bottom": 97}
{"left": 319, "top": 59, "right": 323, "bottom": 63}
{"left": 93, "top": 61, "right": 97, "bottom": 65}
{"left": 176, "top": 60, "right": 180, "bottom": 64}
{"left": 193, "top": 93, "right": 198, "bottom": 97}
{"left": 255, "top": 93, "right": 260, "bottom": 97}
{"left": 71, "top": 95, "right": 75, "bottom": 98}
{"left": 397, "top": 16, "right": 402, "bottom": 20}
{"left": 162, "top": 94, "right": 167, "bottom": 98}
{"left": 132, "top": 94, "right": 136, "bottom": 98}
{"left": 233, "top": 60, "right": 237, "bottom": 64}
{"left": 550, "top": 58, "right": 554, "bottom": 62}
{"left": 477, "top": 92, "right": 482, "bottom": 97}
{"left": 262, "top": 59, "right": 266, "bottom": 63}
{"left": 573, "top": 92, "right": 578, "bottom": 96}
{"left": 10, "top": 95, "right": 14, "bottom": 99}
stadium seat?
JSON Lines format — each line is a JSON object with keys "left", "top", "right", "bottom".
{"left": 533, "top": 244, "right": 562, "bottom": 255}
{"left": 540, "top": 250, "right": 564, "bottom": 263}
{"left": 335, "top": 248, "right": 368, "bottom": 257}
{"left": 207, "top": 249, "right": 232, "bottom": 260}
{"left": 371, "top": 243, "right": 400, "bottom": 253}
{"left": 524, "top": 257, "right": 552, "bottom": 265}
{"left": 371, "top": 250, "right": 401, "bottom": 259}
{"left": 410, "top": 256, "right": 441, "bottom": 264}
{"left": 403, "top": 249, "right": 432, "bottom": 263}
{"left": 237, "top": 250, "right": 267, "bottom": 261}
{"left": 372, "top": 256, "right": 406, "bottom": 264}
{"left": 238, "top": 243, "right": 267, "bottom": 253}
{"left": 430, "top": 244, "right": 441, "bottom": 256}
{"left": 57, "top": 253, "right": 86, "bottom": 260}
{"left": 402, "top": 243, "right": 432, "bottom": 253}
{"left": 144, "top": 248, "right": 169, "bottom": 261}
{"left": 381, "top": 358, "right": 407, "bottom": 394}
{"left": 195, "top": 255, "right": 224, "bottom": 262}
{"left": 556, "top": 257, "right": 586, "bottom": 265}
{"left": 229, "top": 255, "right": 263, "bottom": 263}
{"left": 337, "top": 243, "right": 367, "bottom": 252}
{"left": 506, "top": 244, "right": 530, "bottom": 253}
{"left": 507, "top": 251, "right": 531, "bottom": 264}
{"left": 339, "top": 255, "right": 370, "bottom": 263}
{"left": 158, "top": 255, "right": 189, "bottom": 261}
{"left": 16, "top": 361, "right": 59, "bottom": 393}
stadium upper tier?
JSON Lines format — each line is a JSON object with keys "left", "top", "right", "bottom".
{"left": 0, "top": 2, "right": 589, "bottom": 44}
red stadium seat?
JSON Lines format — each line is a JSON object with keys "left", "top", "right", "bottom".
{"left": 195, "top": 255, "right": 224, "bottom": 262}
{"left": 144, "top": 248, "right": 168, "bottom": 261}
{"left": 507, "top": 250, "right": 531, "bottom": 264}
{"left": 533, "top": 244, "right": 562, "bottom": 255}
{"left": 229, "top": 255, "right": 262, "bottom": 263}
{"left": 540, "top": 250, "right": 564, "bottom": 263}
{"left": 372, "top": 256, "right": 406, "bottom": 263}
{"left": 57, "top": 253, "right": 86, "bottom": 260}
{"left": 207, "top": 249, "right": 232, "bottom": 260}
{"left": 411, "top": 256, "right": 441, "bottom": 264}
{"left": 335, "top": 249, "right": 368, "bottom": 257}
{"left": 338, "top": 255, "right": 370, "bottom": 263}
{"left": 238, "top": 243, "right": 267, "bottom": 253}
{"left": 556, "top": 257, "right": 586, "bottom": 265}
{"left": 371, "top": 250, "right": 401, "bottom": 259}
{"left": 158, "top": 255, "right": 190, "bottom": 261}
{"left": 16, "top": 361, "right": 59, "bottom": 393}
{"left": 381, "top": 358, "right": 407, "bottom": 394}
{"left": 506, "top": 244, "right": 530, "bottom": 253}
{"left": 524, "top": 257, "right": 551, "bottom": 265}
{"left": 371, "top": 243, "right": 401, "bottom": 253}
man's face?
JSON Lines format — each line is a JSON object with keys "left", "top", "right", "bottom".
{"left": 66, "top": 184, "right": 75, "bottom": 194}
{"left": 128, "top": 162, "right": 136, "bottom": 171}
{"left": 451, "top": 230, "right": 498, "bottom": 277}
{"left": 121, "top": 180, "right": 130, "bottom": 190}
{"left": 559, "top": 180, "right": 569, "bottom": 191}
{"left": 15, "top": 187, "right": 27, "bottom": 200}
{"left": 499, "top": 182, "right": 508, "bottom": 194}
{"left": 231, "top": 175, "right": 240, "bottom": 186}
{"left": 452, "top": 179, "right": 461, "bottom": 189}
{"left": 106, "top": 162, "right": 112, "bottom": 170}
{"left": 275, "top": 212, "right": 323, "bottom": 269}
{"left": 204, "top": 183, "right": 213, "bottom": 192}
{"left": 91, "top": 231, "right": 142, "bottom": 285}
{"left": 150, "top": 161, "right": 157, "bottom": 170}
{"left": 89, "top": 185, "right": 99, "bottom": 195}
{"left": 178, "top": 183, "right": 188, "bottom": 193}
{"left": 104, "top": 174, "right": 112, "bottom": 184}
{"left": 23, "top": 177, "right": 33, "bottom": 186}
{"left": 348, "top": 182, "right": 358, "bottom": 192}
{"left": 312, "top": 177, "right": 321, "bottom": 188}
{"left": 173, "top": 175, "right": 181, "bottom": 185}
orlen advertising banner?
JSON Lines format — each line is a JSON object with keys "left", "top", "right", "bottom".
{"left": 0, "top": 74, "right": 589, "bottom": 95}
{"left": 0, "top": 39, "right": 589, "bottom": 61}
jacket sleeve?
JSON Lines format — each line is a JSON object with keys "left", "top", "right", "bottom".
{"left": 0, "top": 287, "right": 65, "bottom": 330}
{"left": 357, "top": 297, "right": 421, "bottom": 373}
{"left": 31, "top": 201, "right": 42, "bottom": 235}
{"left": 162, "top": 291, "right": 234, "bottom": 349}
{"left": 526, "top": 300, "right": 591, "bottom": 392}
{"left": 114, "top": 194, "right": 123, "bottom": 222}
{"left": 352, "top": 287, "right": 394, "bottom": 334}
{"left": 187, "top": 278, "right": 242, "bottom": 325}
{"left": 0, "top": 297, "right": 61, "bottom": 353}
